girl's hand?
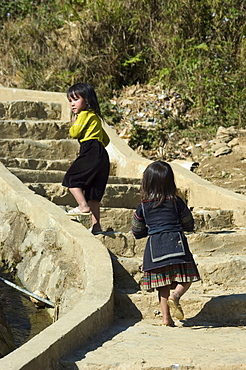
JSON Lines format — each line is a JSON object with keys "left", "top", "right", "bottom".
{"left": 71, "top": 112, "right": 77, "bottom": 123}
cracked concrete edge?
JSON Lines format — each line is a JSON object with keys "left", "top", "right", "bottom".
{"left": 0, "top": 163, "right": 114, "bottom": 370}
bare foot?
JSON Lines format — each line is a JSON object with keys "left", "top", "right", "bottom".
{"left": 161, "top": 319, "right": 175, "bottom": 327}
{"left": 162, "top": 313, "right": 175, "bottom": 327}
{"left": 78, "top": 206, "right": 91, "bottom": 214}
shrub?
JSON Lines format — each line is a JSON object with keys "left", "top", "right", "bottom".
{"left": 0, "top": 0, "right": 245, "bottom": 129}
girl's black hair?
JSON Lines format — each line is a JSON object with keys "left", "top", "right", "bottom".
{"left": 67, "top": 83, "right": 101, "bottom": 117}
{"left": 141, "top": 161, "right": 177, "bottom": 206}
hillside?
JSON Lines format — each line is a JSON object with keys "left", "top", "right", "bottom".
{"left": 0, "top": 1, "right": 245, "bottom": 195}
{"left": 110, "top": 84, "right": 246, "bottom": 195}
{"left": 0, "top": 0, "right": 245, "bottom": 130}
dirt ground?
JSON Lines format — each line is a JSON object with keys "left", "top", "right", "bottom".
{"left": 191, "top": 133, "right": 246, "bottom": 196}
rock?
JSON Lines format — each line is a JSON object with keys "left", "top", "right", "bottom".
{"left": 216, "top": 126, "right": 237, "bottom": 142}
{"left": 214, "top": 145, "right": 232, "bottom": 157}
{"left": 30, "top": 290, "right": 48, "bottom": 308}
{"left": 210, "top": 139, "right": 227, "bottom": 152}
{"left": 228, "top": 137, "right": 239, "bottom": 147}
{"left": 118, "top": 127, "right": 132, "bottom": 141}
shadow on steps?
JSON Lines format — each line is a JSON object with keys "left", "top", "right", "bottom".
{"left": 109, "top": 251, "right": 143, "bottom": 320}
{"left": 183, "top": 293, "right": 246, "bottom": 327}
{"left": 59, "top": 318, "right": 141, "bottom": 369}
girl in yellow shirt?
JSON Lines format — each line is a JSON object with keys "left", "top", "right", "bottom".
{"left": 62, "top": 83, "right": 110, "bottom": 234}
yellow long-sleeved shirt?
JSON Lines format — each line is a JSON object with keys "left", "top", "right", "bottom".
{"left": 69, "top": 110, "right": 110, "bottom": 147}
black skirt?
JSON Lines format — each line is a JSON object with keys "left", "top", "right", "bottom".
{"left": 62, "top": 139, "right": 110, "bottom": 202}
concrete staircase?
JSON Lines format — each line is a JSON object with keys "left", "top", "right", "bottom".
{"left": 0, "top": 118, "right": 141, "bottom": 211}
{"left": 1, "top": 99, "right": 246, "bottom": 367}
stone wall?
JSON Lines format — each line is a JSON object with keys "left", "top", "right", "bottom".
{"left": 0, "top": 163, "right": 114, "bottom": 369}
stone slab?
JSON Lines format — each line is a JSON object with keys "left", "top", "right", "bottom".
{"left": 0, "top": 138, "right": 79, "bottom": 160}
{"left": 0, "top": 101, "right": 62, "bottom": 120}
{"left": 61, "top": 317, "right": 246, "bottom": 369}
{"left": 0, "top": 119, "right": 69, "bottom": 140}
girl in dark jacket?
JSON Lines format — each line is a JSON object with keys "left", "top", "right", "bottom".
{"left": 132, "top": 161, "right": 200, "bottom": 326}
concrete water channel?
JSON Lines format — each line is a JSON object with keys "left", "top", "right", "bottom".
{"left": 0, "top": 86, "right": 246, "bottom": 369}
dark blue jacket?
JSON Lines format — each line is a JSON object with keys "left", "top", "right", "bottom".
{"left": 132, "top": 197, "right": 196, "bottom": 271}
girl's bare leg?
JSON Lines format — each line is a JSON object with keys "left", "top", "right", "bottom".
{"left": 170, "top": 282, "right": 192, "bottom": 303}
{"left": 158, "top": 285, "right": 174, "bottom": 326}
{"left": 88, "top": 200, "right": 102, "bottom": 233}
{"left": 69, "top": 188, "right": 90, "bottom": 213}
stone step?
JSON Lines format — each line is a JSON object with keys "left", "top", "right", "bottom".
{"left": 60, "top": 229, "right": 246, "bottom": 368}
{"left": 62, "top": 207, "right": 236, "bottom": 235}
{"left": 99, "top": 208, "right": 235, "bottom": 233}
{"left": 99, "top": 207, "right": 225, "bottom": 234}
{"left": 6, "top": 166, "right": 141, "bottom": 185}
{"left": 115, "top": 289, "right": 246, "bottom": 326}
{"left": 197, "top": 255, "right": 246, "bottom": 290}
{"left": 0, "top": 119, "right": 69, "bottom": 140}
{"left": 192, "top": 207, "right": 234, "bottom": 231}
{"left": 108, "top": 237, "right": 246, "bottom": 280}
{"left": 0, "top": 138, "right": 78, "bottom": 160}
{"left": 4, "top": 165, "right": 236, "bottom": 229}
{"left": 6, "top": 164, "right": 236, "bottom": 230}
{"left": 110, "top": 251, "right": 246, "bottom": 325}
{"left": 0, "top": 101, "right": 62, "bottom": 120}
{"left": 4, "top": 166, "right": 238, "bottom": 229}
{"left": 99, "top": 208, "right": 135, "bottom": 233}
{"left": 87, "top": 222, "right": 246, "bottom": 326}
{"left": 8, "top": 168, "right": 67, "bottom": 183}
{"left": 32, "top": 182, "right": 141, "bottom": 209}
{"left": 1, "top": 158, "right": 71, "bottom": 171}
{"left": 188, "top": 230, "right": 246, "bottom": 257}
{"left": 94, "top": 229, "right": 246, "bottom": 260}
{"left": 88, "top": 229, "right": 246, "bottom": 322}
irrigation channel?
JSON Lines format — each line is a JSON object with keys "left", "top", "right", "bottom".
{"left": 0, "top": 263, "right": 52, "bottom": 358}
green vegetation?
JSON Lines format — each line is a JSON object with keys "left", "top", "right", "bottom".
{"left": 0, "top": 0, "right": 245, "bottom": 131}
{"left": 129, "top": 121, "right": 167, "bottom": 150}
